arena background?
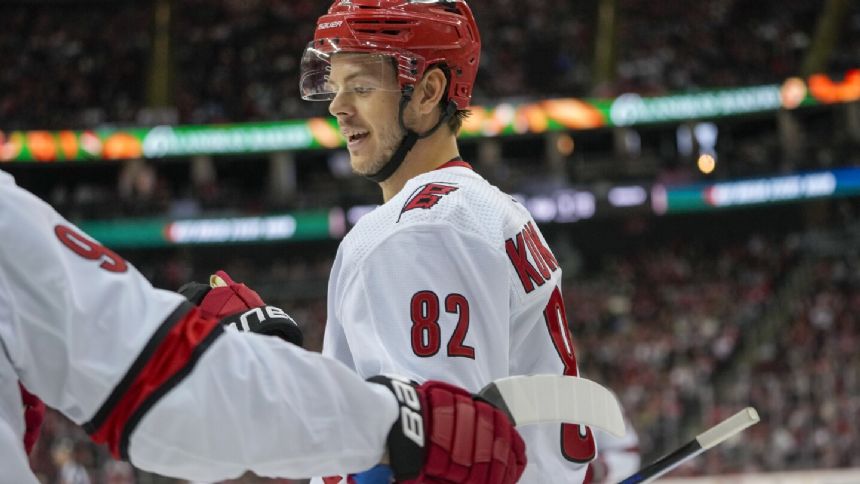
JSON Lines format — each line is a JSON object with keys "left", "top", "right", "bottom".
{"left": 2, "top": 0, "right": 859, "bottom": 482}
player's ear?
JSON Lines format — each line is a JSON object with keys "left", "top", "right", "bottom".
{"left": 414, "top": 67, "right": 448, "bottom": 117}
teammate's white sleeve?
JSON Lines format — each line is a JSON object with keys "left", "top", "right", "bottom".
{"left": 326, "top": 223, "right": 511, "bottom": 392}
{"left": 0, "top": 170, "right": 397, "bottom": 481}
{"left": 128, "top": 331, "right": 396, "bottom": 480}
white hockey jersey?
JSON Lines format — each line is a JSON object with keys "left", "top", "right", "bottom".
{"left": 0, "top": 170, "right": 398, "bottom": 483}
{"left": 323, "top": 160, "right": 596, "bottom": 483}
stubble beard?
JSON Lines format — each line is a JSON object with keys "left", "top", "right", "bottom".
{"left": 351, "top": 124, "right": 406, "bottom": 177}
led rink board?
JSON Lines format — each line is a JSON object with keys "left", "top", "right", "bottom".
{"left": 78, "top": 210, "right": 345, "bottom": 248}
{"left": 653, "top": 168, "right": 860, "bottom": 214}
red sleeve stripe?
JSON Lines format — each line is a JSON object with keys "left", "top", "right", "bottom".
{"left": 83, "top": 301, "right": 193, "bottom": 434}
{"left": 118, "top": 318, "right": 223, "bottom": 458}
{"left": 83, "top": 301, "right": 224, "bottom": 458}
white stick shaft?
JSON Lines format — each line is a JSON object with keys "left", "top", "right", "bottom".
{"left": 619, "top": 406, "right": 761, "bottom": 484}
{"left": 696, "top": 407, "right": 760, "bottom": 449}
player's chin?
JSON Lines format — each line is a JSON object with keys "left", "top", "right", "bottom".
{"left": 350, "top": 155, "right": 386, "bottom": 177}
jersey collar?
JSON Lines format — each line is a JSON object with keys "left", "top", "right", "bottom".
{"left": 435, "top": 157, "right": 473, "bottom": 171}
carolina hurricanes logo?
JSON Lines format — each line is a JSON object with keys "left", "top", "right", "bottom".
{"left": 400, "top": 183, "right": 458, "bottom": 218}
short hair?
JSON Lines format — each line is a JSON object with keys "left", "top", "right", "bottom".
{"left": 445, "top": 106, "right": 471, "bottom": 133}
{"left": 434, "top": 64, "right": 471, "bottom": 134}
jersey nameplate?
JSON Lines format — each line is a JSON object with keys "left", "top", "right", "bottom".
{"left": 504, "top": 222, "right": 559, "bottom": 293}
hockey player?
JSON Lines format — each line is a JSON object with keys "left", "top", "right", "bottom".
{"left": 0, "top": 169, "right": 526, "bottom": 484}
{"left": 299, "top": 1, "right": 597, "bottom": 482}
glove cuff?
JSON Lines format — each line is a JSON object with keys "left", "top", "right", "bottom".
{"left": 367, "top": 375, "right": 427, "bottom": 481}
{"left": 220, "top": 305, "right": 304, "bottom": 347}
{"left": 177, "top": 281, "right": 211, "bottom": 305}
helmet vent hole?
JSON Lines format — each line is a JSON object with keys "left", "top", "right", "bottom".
{"left": 351, "top": 19, "right": 409, "bottom": 25}
{"left": 353, "top": 28, "right": 405, "bottom": 37}
{"left": 349, "top": 19, "right": 410, "bottom": 37}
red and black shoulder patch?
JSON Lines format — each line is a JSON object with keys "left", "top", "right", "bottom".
{"left": 399, "top": 182, "right": 458, "bottom": 219}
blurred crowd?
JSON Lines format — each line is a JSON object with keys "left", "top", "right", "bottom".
{"left": 0, "top": 2, "right": 151, "bottom": 129}
{"left": 567, "top": 204, "right": 860, "bottom": 473}
{"left": 567, "top": 233, "right": 795, "bottom": 469}
{"left": 723, "top": 247, "right": 860, "bottom": 472}
{"left": 611, "top": 0, "right": 822, "bottom": 95}
{"left": 3, "top": 0, "right": 859, "bottom": 129}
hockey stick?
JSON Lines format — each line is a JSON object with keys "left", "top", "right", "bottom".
{"left": 618, "top": 407, "right": 760, "bottom": 484}
{"left": 356, "top": 375, "right": 626, "bottom": 484}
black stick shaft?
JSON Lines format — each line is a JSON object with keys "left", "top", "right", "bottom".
{"left": 617, "top": 439, "right": 703, "bottom": 484}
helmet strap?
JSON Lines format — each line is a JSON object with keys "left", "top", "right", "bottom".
{"left": 365, "top": 87, "right": 459, "bottom": 183}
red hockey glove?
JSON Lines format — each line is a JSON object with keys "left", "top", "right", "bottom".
{"left": 369, "top": 376, "right": 527, "bottom": 484}
{"left": 178, "top": 270, "right": 303, "bottom": 346}
{"left": 19, "top": 383, "right": 45, "bottom": 454}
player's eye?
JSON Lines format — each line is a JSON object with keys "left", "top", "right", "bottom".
{"left": 352, "top": 85, "right": 374, "bottom": 95}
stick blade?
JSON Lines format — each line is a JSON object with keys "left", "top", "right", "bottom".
{"left": 479, "top": 375, "right": 626, "bottom": 437}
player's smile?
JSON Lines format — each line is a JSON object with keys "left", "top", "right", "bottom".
{"left": 343, "top": 127, "right": 370, "bottom": 152}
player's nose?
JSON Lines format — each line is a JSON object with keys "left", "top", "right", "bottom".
{"left": 328, "top": 90, "right": 354, "bottom": 119}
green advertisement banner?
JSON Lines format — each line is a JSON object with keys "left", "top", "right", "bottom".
{"left": 2, "top": 70, "right": 857, "bottom": 163}
{"left": 0, "top": 119, "right": 342, "bottom": 163}
{"left": 79, "top": 210, "right": 343, "bottom": 248}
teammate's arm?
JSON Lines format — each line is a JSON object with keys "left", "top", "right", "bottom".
{"left": 0, "top": 176, "right": 396, "bottom": 479}
{"left": 0, "top": 175, "right": 525, "bottom": 482}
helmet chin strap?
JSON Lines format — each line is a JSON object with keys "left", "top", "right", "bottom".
{"left": 365, "top": 86, "right": 459, "bottom": 183}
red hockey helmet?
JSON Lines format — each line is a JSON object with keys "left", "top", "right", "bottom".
{"left": 300, "top": 0, "right": 481, "bottom": 110}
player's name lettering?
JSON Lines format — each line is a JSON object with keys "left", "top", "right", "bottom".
{"left": 505, "top": 222, "right": 559, "bottom": 293}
